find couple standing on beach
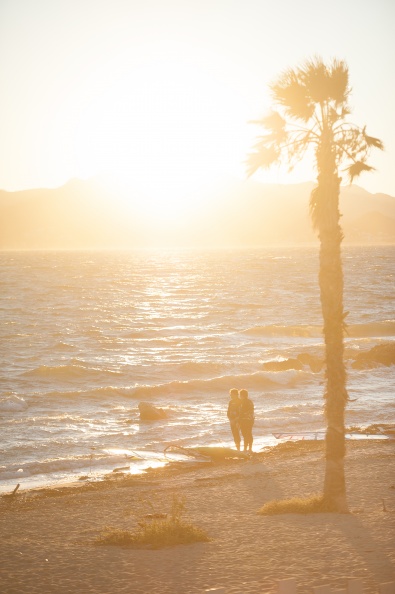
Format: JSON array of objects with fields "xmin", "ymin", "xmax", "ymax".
[{"xmin": 227, "ymin": 388, "xmax": 254, "ymax": 453}]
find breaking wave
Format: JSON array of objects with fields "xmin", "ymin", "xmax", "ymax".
[
  {"xmin": 129, "ymin": 370, "xmax": 311, "ymax": 399},
  {"xmin": 18, "ymin": 369, "xmax": 314, "ymax": 406},
  {"xmin": 0, "ymin": 451, "xmax": 132, "ymax": 481},
  {"xmin": 22, "ymin": 364, "xmax": 122, "ymax": 381},
  {"xmin": 243, "ymin": 325, "xmax": 321, "ymax": 338},
  {"xmin": 0, "ymin": 395, "xmax": 28, "ymax": 412},
  {"xmin": 346, "ymin": 321, "xmax": 395, "ymax": 338},
  {"xmin": 243, "ymin": 321, "xmax": 395, "ymax": 339}
]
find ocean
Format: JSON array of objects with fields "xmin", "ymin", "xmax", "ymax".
[{"xmin": 0, "ymin": 246, "xmax": 394, "ymax": 492}]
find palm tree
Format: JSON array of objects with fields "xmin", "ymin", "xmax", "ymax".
[{"xmin": 247, "ymin": 57, "xmax": 383, "ymax": 513}]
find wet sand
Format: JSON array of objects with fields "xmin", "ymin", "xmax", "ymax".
[{"xmin": 0, "ymin": 440, "xmax": 394, "ymax": 594}]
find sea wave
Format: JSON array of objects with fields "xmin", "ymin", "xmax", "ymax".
[
  {"xmin": 176, "ymin": 361, "xmax": 227, "ymax": 375},
  {"xmin": 0, "ymin": 395, "xmax": 28, "ymax": 412},
  {"xmin": 242, "ymin": 321, "xmax": 395, "ymax": 339},
  {"xmin": 22, "ymin": 369, "xmax": 314, "ymax": 404},
  {"xmin": 22, "ymin": 386, "xmax": 139, "ymax": 403},
  {"xmin": 85, "ymin": 386, "xmax": 140, "ymax": 399},
  {"xmin": 53, "ymin": 342, "xmax": 77, "ymax": 351},
  {"xmin": 0, "ymin": 454, "xmax": 106, "ymax": 481},
  {"xmin": 243, "ymin": 325, "xmax": 322, "ymax": 338},
  {"xmin": 347, "ymin": 321, "xmax": 395, "ymax": 338},
  {"xmin": 130, "ymin": 370, "xmax": 312, "ymax": 399},
  {"xmin": 0, "ymin": 448, "xmax": 166, "ymax": 482},
  {"xmin": 21, "ymin": 364, "xmax": 122, "ymax": 381},
  {"xmin": 122, "ymin": 330, "xmax": 169, "ymax": 339},
  {"xmin": 219, "ymin": 301, "xmax": 264, "ymax": 310},
  {"xmin": 256, "ymin": 410, "xmax": 324, "ymax": 429}
]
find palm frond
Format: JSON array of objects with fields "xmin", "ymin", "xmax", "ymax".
[
  {"xmin": 346, "ymin": 161, "xmax": 375, "ymax": 183},
  {"xmin": 303, "ymin": 57, "xmax": 331, "ymax": 104},
  {"xmin": 335, "ymin": 124, "xmax": 384, "ymax": 166},
  {"xmin": 286, "ymin": 141, "xmax": 309, "ymax": 172},
  {"xmin": 249, "ymin": 111, "xmax": 288, "ymax": 145},
  {"xmin": 340, "ymin": 106, "xmax": 351, "ymax": 118},
  {"xmin": 328, "ymin": 106, "xmax": 341, "ymax": 125},
  {"xmin": 247, "ymin": 57, "xmax": 382, "ymax": 191},
  {"xmin": 246, "ymin": 145, "xmax": 280, "ymax": 177},
  {"xmin": 363, "ymin": 131, "xmax": 384, "ymax": 150},
  {"xmin": 260, "ymin": 110, "xmax": 286, "ymax": 131},
  {"xmin": 270, "ymin": 71, "xmax": 314, "ymax": 122},
  {"xmin": 328, "ymin": 59, "xmax": 349, "ymax": 104},
  {"xmin": 335, "ymin": 127, "xmax": 367, "ymax": 157}
]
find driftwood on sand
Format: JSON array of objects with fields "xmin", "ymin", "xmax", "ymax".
[{"xmin": 165, "ymin": 445, "xmax": 250, "ymax": 461}]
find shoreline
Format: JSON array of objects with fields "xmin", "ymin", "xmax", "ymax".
[
  {"xmin": 1, "ymin": 440, "xmax": 394, "ymax": 594},
  {"xmin": 1, "ymin": 427, "xmax": 393, "ymax": 497},
  {"xmin": 0, "ymin": 441, "xmax": 279, "ymax": 497},
  {"xmin": 2, "ymin": 432, "xmax": 393, "ymax": 497}
]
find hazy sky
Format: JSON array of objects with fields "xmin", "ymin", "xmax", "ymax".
[{"xmin": 1, "ymin": 0, "xmax": 394, "ymax": 198}]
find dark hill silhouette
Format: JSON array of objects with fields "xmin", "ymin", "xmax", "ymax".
[
  {"xmin": 0, "ymin": 179, "xmax": 146, "ymax": 249},
  {"xmin": 348, "ymin": 211, "xmax": 395, "ymax": 243},
  {"xmin": 0, "ymin": 178, "xmax": 394, "ymax": 248}
]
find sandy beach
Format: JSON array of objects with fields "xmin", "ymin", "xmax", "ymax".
[{"xmin": 0, "ymin": 440, "xmax": 394, "ymax": 594}]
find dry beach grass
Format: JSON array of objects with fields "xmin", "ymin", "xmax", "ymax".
[{"xmin": 0, "ymin": 440, "xmax": 394, "ymax": 594}]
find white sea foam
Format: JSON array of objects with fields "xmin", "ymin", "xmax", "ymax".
[
  {"xmin": 0, "ymin": 395, "xmax": 28, "ymax": 412},
  {"xmin": 0, "ymin": 450, "xmax": 152, "ymax": 482}
]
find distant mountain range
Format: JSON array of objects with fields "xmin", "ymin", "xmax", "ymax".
[{"xmin": 0, "ymin": 178, "xmax": 394, "ymax": 248}]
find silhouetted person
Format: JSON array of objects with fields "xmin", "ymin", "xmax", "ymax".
[
  {"xmin": 239, "ymin": 389, "xmax": 254, "ymax": 453},
  {"xmin": 227, "ymin": 388, "xmax": 241, "ymax": 450}
]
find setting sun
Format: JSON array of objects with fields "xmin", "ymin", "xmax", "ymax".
[{"xmin": 70, "ymin": 55, "xmax": 248, "ymax": 226}]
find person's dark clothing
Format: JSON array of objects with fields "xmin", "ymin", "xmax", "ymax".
[
  {"xmin": 227, "ymin": 398, "xmax": 241, "ymax": 448},
  {"xmin": 227, "ymin": 399, "xmax": 240, "ymax": 422},
  {"xmin": 239, "ymin": 397, "xmax": 254, "ymax": 451}
]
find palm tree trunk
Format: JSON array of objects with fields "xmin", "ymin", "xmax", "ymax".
[{"xmin": 314, "ymin": 138, "xmax": 349, "ymax": 513}]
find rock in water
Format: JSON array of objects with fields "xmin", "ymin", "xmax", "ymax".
[
  {"xmin": 138, "ymin": 402, "xmax": 169, "ymax": 421},
  {"xmin": 351, "ymin": 342, "xmax": 395, "ymax": 369}
]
